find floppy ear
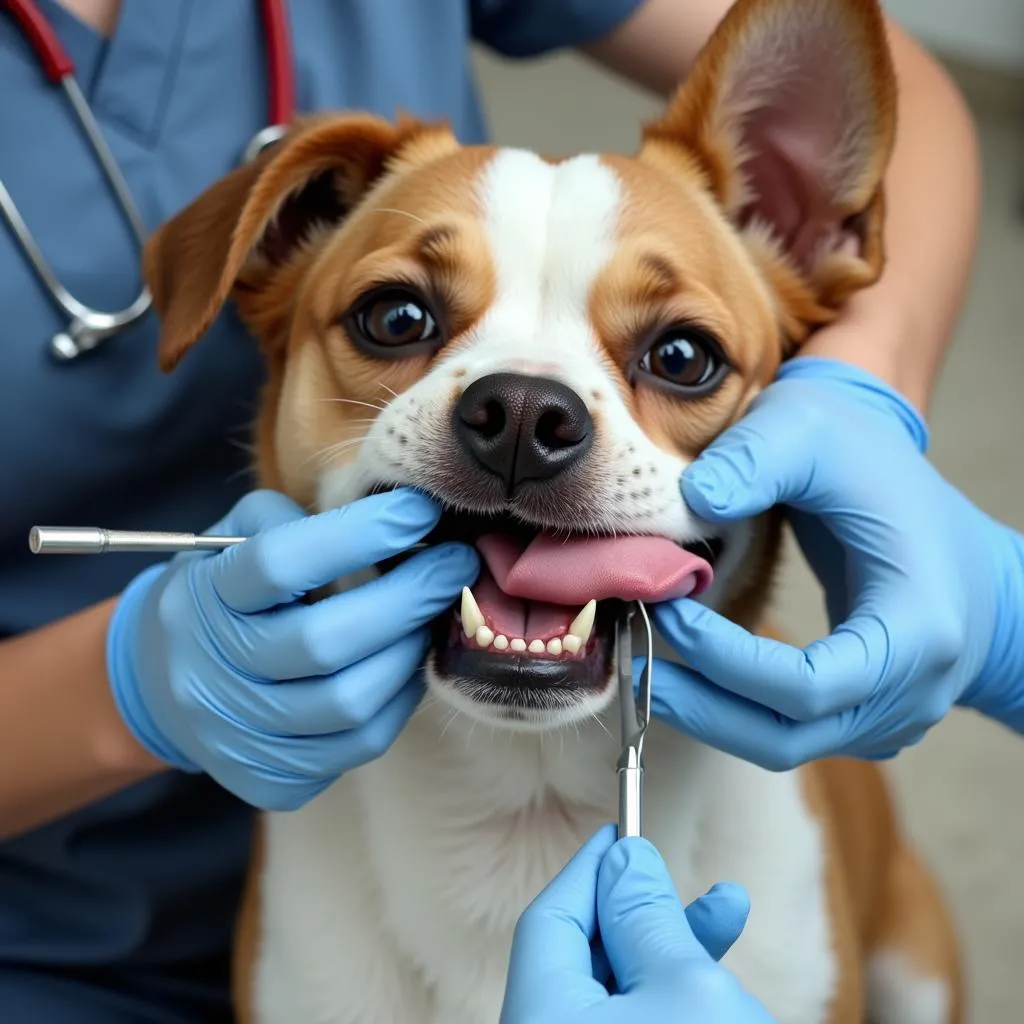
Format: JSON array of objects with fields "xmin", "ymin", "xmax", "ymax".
[
  {"xmin": 142, "ymin": 112, "xmax": 447, "ymax": 371},
  {"xmin": 640, "ymin": 0, "xmax": 897, "ymax": 341}
]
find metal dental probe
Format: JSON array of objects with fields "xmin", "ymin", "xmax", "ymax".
[
  {"xmin": 29, "ymin": 526, "xmax": 247, "ymax": 554},
  {"xmin": 28, "ymin": 525, "xmax": 434, "ymax": 556},
  {"xmin": 616, "ymin": 600, "xmax": 653, "ymax": 839}
]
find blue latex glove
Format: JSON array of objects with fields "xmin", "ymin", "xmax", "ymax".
[
  {"xmin": 501, "ymin": 824, "xmax": 776, "ymax": 1023},
  {"xmin": 650, "ymin": 356, "xmax": 1024, "ymax": 770},
  {"xmin": 106, "ymin": 488, "xmax": 478, "ymax": 810}
]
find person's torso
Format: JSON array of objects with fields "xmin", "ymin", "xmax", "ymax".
[{"xmin": 0, "ymin": 0, "xmax": 491, "ymax": 1004}]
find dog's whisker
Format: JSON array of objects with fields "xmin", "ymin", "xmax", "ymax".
[
  {"xmin": 297, "ymin": 435, "xmax": 369, "ymax": 471},
  {"xmin": 438, "ymin": 708, "xmax": 462, "ymax": 741},
  {"xmin": 590, "ymin": 712, "xmax": 614, "ymax": 743},
  {"xmin": 363, "ymin": 206, "xmax": 428, "ymax": 227},
  {"xmin": 318, "ymin": 397, "xmax": 389, "ymax": 413}
]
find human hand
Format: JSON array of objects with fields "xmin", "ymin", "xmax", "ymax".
[
  {"xmin": 648, "ymin": 355, "xmax": 1024, "ymax": 769},
  {"xmin": 105, "ymin": 488, "xmax": 478, "ymax": 809},
  {"xmin": 501, "ymin": 824, "xmax": 775, "ymax": 1023}
]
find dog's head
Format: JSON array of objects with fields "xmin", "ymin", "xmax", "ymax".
[{"xmin": 143, "ymin": 0, "xmax": 896, "ymax": 731}]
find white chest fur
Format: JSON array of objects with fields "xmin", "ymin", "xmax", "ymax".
[{"xmin": 250, "ymin": 696, "xmax": 837, "ymax": 1024}]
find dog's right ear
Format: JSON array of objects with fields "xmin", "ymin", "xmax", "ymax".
[
  {"xmin": 638, "ymin": 0, "xmax": 897, "ymax": 346},
  {"xmin": 142, "ymin": 113, "xmax": 451, "ymax": 372}
]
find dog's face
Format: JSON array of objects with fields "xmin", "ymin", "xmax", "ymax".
[{"xmin": 144, "ymin": 0, "xmax": 895, "ymax": 730}]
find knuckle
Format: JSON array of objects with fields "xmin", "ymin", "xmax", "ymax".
[
  {"xmin": 763, "ymin": 742, "xmax": 803, "ymax": 773},
  {"xmin": 166, "ymin": 668, "xmax": 195, "ymax": 709},
  {"xmin": 245, "ymin": 534, "xmax": 291, "ymax": 593},
  {"xmin": 238, "ymin": 488, "xmax": 284, "ymax": 520},
  {"xmin": 927, "ymin": 618, "xmax": 965, "ymax": 672},
  {"xmin": 154, "ymin": 578, "xmax": 183, "ymax": 632},
  {"xmin": 792, "ymin": 689, "xmax": 827, "ymax": 722},
  {"xmin": 332, "ymin": 688, "xmax": 365, "ymax": 728},
  {"xmin": 920, "ymin": 697, "xmax": 949, "ymax": 730},
  {"xmin": 681, "ymin": 965, "xmax": 738, "ymax": 1002},
  {"xmin": 297, "ymin": 622, "xmax": 337, "ymax": 677},
  {"xmin": 254, "ymin": 786, "xmax": 305, "ymax": 813},
  {"xmin": 359, "ymin": 721, "xmax": 396, "ymax": 763}
]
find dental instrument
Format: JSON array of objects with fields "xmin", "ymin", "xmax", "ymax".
[{"xmin": 617, "ymin": 600, "xmax": 653, "ymax": 839}]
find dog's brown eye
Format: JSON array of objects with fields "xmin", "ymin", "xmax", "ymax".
[
  {"xmin": 354, "ymin": 290, "xmax": 439, "ymax": 348},
  {"xmin": 639, "ymin": 330, "xmax": 726, "ymax": 394}
]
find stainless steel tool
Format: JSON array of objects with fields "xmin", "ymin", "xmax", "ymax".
[
  {"xmin": 28, "ymin": 526, "xmax": 247, "ymax": 555},
  {"xmin": 616, "ymin": 600, "xmax": 653, "ymax": 839},
  {"xmin": 28, "ymin": 525, "xmax": 434, "ymax": 556}
]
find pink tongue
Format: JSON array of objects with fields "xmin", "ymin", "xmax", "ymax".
[{"xmin": 475, "ymin": 533, "xmax": 713, "ymax": 606}]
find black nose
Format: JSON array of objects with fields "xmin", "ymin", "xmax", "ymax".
[{"xmin": 454, "ymin": 373, "xmax": 593, "ymax": 491}]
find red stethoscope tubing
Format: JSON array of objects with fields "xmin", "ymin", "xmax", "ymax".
[
  {"xmin": 0, "ymin": 0, "xmax": 296, "ymax": 361},
  {"xmin": 1, "ymin": 0, "xmax": 296, "ymax": 127}
]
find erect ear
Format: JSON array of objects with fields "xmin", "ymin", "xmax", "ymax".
[
  {"xmin": 640, "ymin": 0, "xmax": 897, "ymax": 339},
  {"xmin": 142, "ymin": 112, "xmax": 450, "ymax": 372}
]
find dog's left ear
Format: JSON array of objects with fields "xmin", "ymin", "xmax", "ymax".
[{"xmin": 640, "ymin": 0, "xmax": 897, "ymax": 341}]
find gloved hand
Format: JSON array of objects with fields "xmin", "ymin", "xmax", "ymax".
[
  {"xmin": 106, "ymin": 488, "xmax": 478, "ymax": 810},
  {"xmin": 501, "ymin": 824, "xmax": 776, "ymax": 1023},
  {"xmin": 649, "ymin": 355, "xmax": 1024, "ymax": 770}
]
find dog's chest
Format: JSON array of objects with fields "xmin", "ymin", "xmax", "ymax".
[{"xmin": 252, "ymin": 712, "xmax": 839, "ymax": 1024}]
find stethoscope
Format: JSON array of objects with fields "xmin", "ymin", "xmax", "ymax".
[{"xmin": 0, "ymin": 0, "xmax": 296, "ymax": 362}]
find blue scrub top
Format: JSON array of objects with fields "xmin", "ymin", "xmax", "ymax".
[{"xmin": 0, "ymin": 0, "xmax": 643, "ymax": 1019}]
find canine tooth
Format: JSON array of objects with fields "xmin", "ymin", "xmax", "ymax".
[
  {"xmin": 493, "ymin": 634, "xmax": 509, "ymax": 651},
  {"xmin": 528, "ymin": 639, "xmax": 545, "ymax": 654},
  {"xmin": 510, "ymin": 638, "xmax": 527, "ymax": 652},
  {"xmin": 546, "ymin": 638, "xmax": 563, "ymax": 656},
  {"xmin": 563, "ymin": 634, "xmax": 582, "ymax": 654},
  {"xmin": 567, "ymin": 600, "xmax": 596, "ymax": 646},
  {"xmin": 476, "ymin": 626, "xmax": 494, "ymax": 648},
  {"xmin": 461, "ymin": 587, "xmax": 485, "ymax": 638}
]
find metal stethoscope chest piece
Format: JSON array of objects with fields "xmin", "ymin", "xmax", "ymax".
[
  {"xmin": 0, "ymin": 0, "xmax": 295, "ymax": 362},
  {"xmin": 616, "ymin": 600, "xmax": 654, "ymax": 839}
]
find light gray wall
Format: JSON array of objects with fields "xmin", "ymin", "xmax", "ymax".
[{"xmin": 883, "ymin": 0, "xmax": 1024, "ymax": 71}]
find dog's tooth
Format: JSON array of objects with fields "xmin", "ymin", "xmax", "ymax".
[
  {"xmin": 568, "ymin": 600, "xmax": 596, "ymax": 646},
  {"xmin": 461, "ymin": 587, "xmax": 485, "ymax": 638},
  {"xmin": 510, "ymin": 638, "xmax": 527, "ymax": 652},
  {"xmin": 563, "ymin": 634, "xmax": 582, "ymax": 654},
  {"xmin": 546, "ymin": 637, "xmax": 563, "ymax": 656},
  {"xmin": 476, "ymin": 626, "xmax": 494, "ymax": 648},
  {"xmin": 493, "ymin": 634, "xmax": 509, "ymax": 651},
  {"xmin": 528, "ymin": 639, "xmax": 545, "ymax": 654}
]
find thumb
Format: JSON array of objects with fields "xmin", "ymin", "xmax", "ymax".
[
  {"xmin": 685, "ymin": 882, "xmax": 750, "ymax": 961},
  {"xmin": 681, "ymin": 391, "xmax": 819, "ymax": 522},
  {"xmin": 597, "ymin": 838, "xmax": 710, "ymax": 992}
]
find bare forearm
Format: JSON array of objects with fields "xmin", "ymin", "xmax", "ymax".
[
  {"xmin": 802, "ymin": 23, "xmax": 981, "ymax": 414},
  {"xmin": 582, "ymin": 0, "xmax": 982, "ymax": 414},
  {"xmin": 0, "ymin": 599, "xmax": 163, "ymax": 840}
]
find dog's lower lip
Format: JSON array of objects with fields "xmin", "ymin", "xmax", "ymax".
[{"xmin": 432, "ymin": 600, "xmax": 619, "ymax": 694}]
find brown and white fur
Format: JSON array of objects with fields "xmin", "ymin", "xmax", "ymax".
[{"xmin": 142, "ymin": 1, "xmax": 962, "ymax": 1021}]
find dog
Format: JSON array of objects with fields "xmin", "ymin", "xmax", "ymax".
[{"xmin": 140, "ymin": 0, "xmax": 963, "ymax": 1020}]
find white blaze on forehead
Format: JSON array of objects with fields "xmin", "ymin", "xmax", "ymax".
[{"xmin": 456, "ymin": 148, "xmax": 623, "ymax": 386}]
